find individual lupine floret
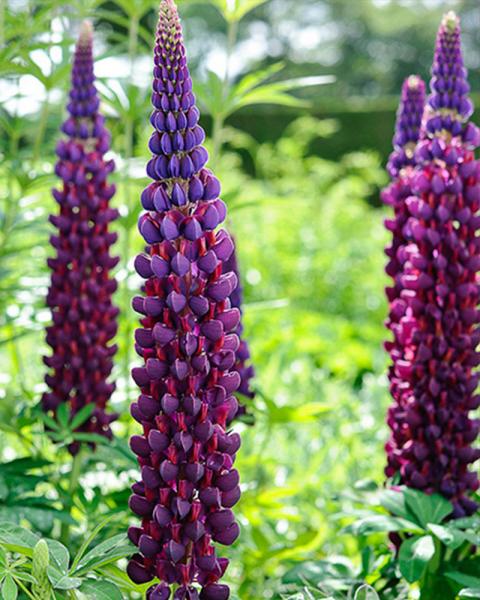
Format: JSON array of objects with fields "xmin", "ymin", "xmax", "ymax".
[
  {"xmin": 385, "ymin": 12, "xmax": 480, "ymax": 517},
  {"xmin": 222, "ymin": 245, "xmax": 255, "ymax": 415},
  {"xmin": 127, "ymin": 2, "xmax": 241, "ymax": 598},
  {"xmin": 42, "ymin": 21, "xmax": 119, "ymax": 453}
]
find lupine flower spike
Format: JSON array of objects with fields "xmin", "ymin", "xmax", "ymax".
[
  {"xmin": 385, "ymin": 12, "xmax": 480, "ymax": 517},
  {"xmin": 223, "ymin": 245, "xmax": 255, "ymax": 415},
  {"xmin": 42, "ymin": 21, "xmax": 119, "ymax": 454},
  {"xmin": 383, "ymin": 75, "xmax": 426, "ymax": 329},
  {"xmin": 127, "ymin": 1, "xmax": 242, "ymax": 598}
]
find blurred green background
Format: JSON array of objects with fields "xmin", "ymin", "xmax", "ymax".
[{"xmin": 1, "ymin": 0, "xmax": 479, "ymax": 598}]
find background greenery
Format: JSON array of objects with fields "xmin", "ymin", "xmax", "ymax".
[{"xmin": 1, "ymin": 0, "xmax": 479, "ymax": 598}]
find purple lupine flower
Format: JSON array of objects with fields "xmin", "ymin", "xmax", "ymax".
[
  {"xmin": 223, "ymin": 244, "xmax": 255, "ymax": 415},
  {"xmin": 127, "ymin": 2, "xmax": 241, "ymax": 598},
  {"xmin": 383, "ymin": 75, "xmax": 426, "ymax": 318},
  {"xmin": 42, "ymin": 21, "xmax": 119, "ymax": 453},
  {"xmin": 384, "ymin": 12, "xmax": 480, "ymax": 517}
]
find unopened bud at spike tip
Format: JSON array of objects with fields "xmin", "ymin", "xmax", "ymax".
[{"xmin": 78, "ymin": 20, "xmax": 93, "ymax": 46}]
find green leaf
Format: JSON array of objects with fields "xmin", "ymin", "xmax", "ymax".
[
  {"xmin": 75, "ymin": 543, "xmax": 135, "ymax": 575},
  {"xmin": 79, "ymin": 579, "xmax": 123, "ymax": 600},
  {"xmin": 70, "ymin": 516, "xmax": 116, "ymax": 573},
  {"xmin": 398, "ymin": 535, "xmax": 435, "ymax": 583},
  {"xmin": 428, "ymin": 524, "xmax": 467, "ymax": 550},
  {"xmin": 378, "ymin": 488, "xmax": 416, "ymax": 522},
  {"xmin": 47, "ymin": 566, "xmax": 82, "ymax": 590},
  {"xmin": 343, "ymin": 514, "xmax": 422, "ymax": 536},
  {"xmin": 0, "ymin": 522, "xmax": 39, "ymax": 554},
  {"xmin": 1, "ymin": 574, "xmax": 17, "ymax": 600},
  {"xmin": 210, "ymin": 0, "xmax": 269, "ymax": 22},
  {"xmin": 445, "ymin": 572, "xmax": 480, "ymax": 588},
  {"xmin": 72, "ymin": 433, "xmax": 109, "ymax": 445},
  {"xmin": 460, "ymin": 590, "xmax": 480, "ymax": 598},
  {"xmin": 56, "ymin": 404, "xmax": 70, "ymax": 429},
  {"xmin": 354, "ymin": 585, "xmax": 380, "ymax": 600},
  {"xmin": 69, "ymin": 404, "xmax": 95, "ymax": 430},
  {"xmin": 403, "ymin": 488, "xmax": 452, "ymax": 526},
  {"xmin": 46, "ymin": 540, "xmax": 69, "ymax": 574}
]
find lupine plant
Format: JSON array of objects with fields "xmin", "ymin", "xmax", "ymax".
[
  {"xmin": 127, "ymin": 2, "xmax": 242, "ymax": 598},
  {"xmin": 384, "ymin": 11, "xmax": 480, "ymax": 517},
  {"xmin": 342, "ymin": 12, "xmax": 480, "ymax": 600},
  {"xmin": 42, "ymin": 21, "xmax": 119, "ymax": 454}
]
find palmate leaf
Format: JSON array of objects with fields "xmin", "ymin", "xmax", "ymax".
[
  {"xmin": 69, "ymin": 404, "xmax": 95, "ymax": 430},
  {"xmin": 208, "ymin": 0, "xmax": 269, "ymax": 22},
  {"xmin": 194, "ymin": 62, "xmax": 333, "ymax": 121},
  {"xmin": 374, "ymin": 488, "xmax": 417, "ymax": 523},
  {"xmin": 403, "ymin": 488, "xmax": 452, "ymax": 526},
  {"xmin": 74, "ymin": 542, "xmax": 135, "ymax": 575},
  {"xmin": 343, "ymin": 514, "xmax": 422, "ymax": 536},
  {"xmin": 70, "ymin": 516, "xmax": 116, "ymax": 573}
]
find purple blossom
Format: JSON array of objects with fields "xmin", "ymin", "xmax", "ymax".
[
  {"xmin": 383, "ymin": 75, "xmax": 426, "ymax": 312},
  {"xmin": 222, "ymin": 243, "xmax": 255, "ymax": 414},
  {"xmin": 127, "ymin": 2, "xmax": 241, "ymax": 597},
  {"xmin": 384, "ymin": 12, "xmax": 480, "ymax": 517},
  {"xmin": 42, "ymin": 21, "xmax": 119, "ymax": 453}
]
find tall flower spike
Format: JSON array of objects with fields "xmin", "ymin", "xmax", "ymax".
[
  {"xmin": 42, "ymin": 21, "xmax": 119, "ymax": 454},
  {"xmin": 383, "ymin": 75, "xmax": 426, "ymax": 310},
  {"xmin": 385, "ymin": 12, "xmax": 480, "ymax": 517},
  {"xmin": 223, "ymin": 243, "xmax": 255, "ymax": 415},
  {"xmin": 127, "ymin": 2, "xmax": 241, "ymax": 599}
]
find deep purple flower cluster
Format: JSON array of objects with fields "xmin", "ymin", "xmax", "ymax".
[
  {"xmin": 127, "ymin": 2, "xmax": 241, "ymax": 598},
  {"xmin": 383, "ymin": 75, "xmax": 426, "ymax": 315},
  {"xmin": 42, "ymin": 22, "xmax": 119, "ymax": 452},
  {"xmin": 384, "ymin": 12, "xmax": 480, "ymax": 517},
  {"xmin": 223, "ymin": 245, "xmax": 255, "ymax": 414}
]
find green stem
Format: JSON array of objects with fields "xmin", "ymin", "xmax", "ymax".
[
  {"xmin": 12, "ymin": 575, "xmax": 37, "ymax": 600},
  {"xmin": 211, "ymin": 18, "xmax": 238, "ymax": 165},
  {"xmin": 33, "ymin": 94, "xmax": 50, "ymax": 164},
  {"xmin": 60, "ymin": 451, "xmax": 83, "ymax": 546}
]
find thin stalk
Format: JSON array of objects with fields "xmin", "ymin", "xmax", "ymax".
[
  {"xmin": 33, "ymin": 92, "xmax": 50, "ymax": 164},
  {"xmin": 211, "ymin": 18, "xmax": 238, "ymax": 164},
  {"xmin": 60, "ymin": 451, "xmax": 83, "ymax": 546},
  {"xmin": 12, "ymin": 575, "xmax": 37, "ymax": 600}
]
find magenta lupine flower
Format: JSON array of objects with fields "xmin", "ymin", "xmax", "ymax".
[
  {"xmin": 42, "ymin": 21, "xmax": 119, "ymax": 453},
  {"xmin": 385, "ymin": 12, "xmax": 480, "ymax": 517},
  {"xmin": 223, "ymin": 245, "xmax": 255, "ymax": 415},
  {"xmin": 127, "ymin": 2, "xmax": 241, "ymax": 598}
]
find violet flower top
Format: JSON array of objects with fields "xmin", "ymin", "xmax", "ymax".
[
  {"xmin": 42, "ymin": 21, "xmax": 119, "ymax": 454},
  {"xmin": 385, "ymin": 12, "xmax": 480, "ymax": 517},
  {"xmin": 127, "ymin": 2, "xmax": 241, "ymax": 599}
]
